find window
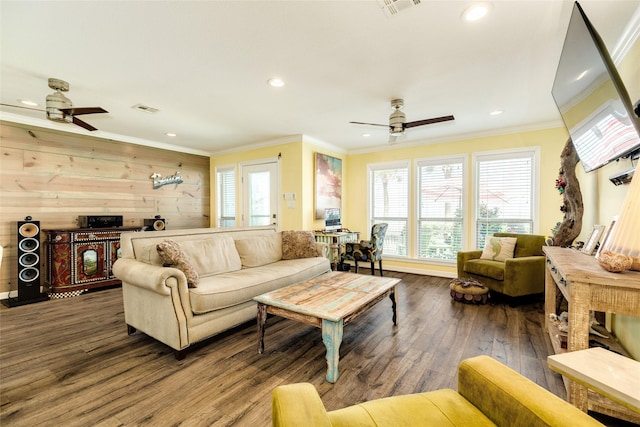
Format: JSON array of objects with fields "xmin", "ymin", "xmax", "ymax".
[
  {"xmin": 474, "ymin": 149, "xmax": 537, "ymax": 248},
  {"xmin": 369, "ymin": 162, "xmax": 409, "ymax": 256},
  {"xmin": 417, "ymin": 157, "xmax": 465, "ymax": 261},
  {"xmin": 216, "ymin": 166, "xmax": 236, "ymax": 227}
]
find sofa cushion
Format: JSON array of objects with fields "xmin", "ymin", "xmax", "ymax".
[
  {"xmin": 464, "ymin": 259, "xmax": 505, "ymax": 281},
  {"xmin": 235, "ymin": 233, "xmax": 282, "ymax": 267},
  {"xmin": 156, "ymin": 240, "xmax": 200, "ymax": 288},
  {"xmin": 494, "ymin": 233, "xmax": 546, "ymax": 258},
  {"xmin": 178, "ymin": 235, "xmax": 242, "ymax": 276},
  {"xmin": 480, "ymin": 236, "xmax": 517, "ymax": 262},
  {"xmin": 281, "ymin": 230, "xmax": 318, "ymax": 260},
  {"xmin": 189, "ymin": 257, "xmax": 330, "ymax": 314}
]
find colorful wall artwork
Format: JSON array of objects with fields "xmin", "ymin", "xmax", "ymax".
[{"xmin": 315, "ymin": 153, "xmax": 342, "ymax": 219}]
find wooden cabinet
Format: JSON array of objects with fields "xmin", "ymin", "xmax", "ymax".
[
  {"xmin": 543, "ymin": 246, "xmax": 640, "ymax": 423},
  {"xmin": 45, "ymin": 227, "xmax": 142, "ymax": 298}
]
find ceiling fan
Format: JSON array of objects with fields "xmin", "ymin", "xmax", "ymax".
[
  {"xmin": 350, "ymin": 99, "xmax": 454, "ymax": 143},
  {"xmin": 45, "ymin": 78, "xmax": 107, "ymax": 131},
  {"xmin": 1, "ymin": 78, "xmax": 107, "ymax": 131}
]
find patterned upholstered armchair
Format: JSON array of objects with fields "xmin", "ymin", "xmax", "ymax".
[{"xmin": 343, "ymin": 223, "xmax": 388, "ymax": 276}]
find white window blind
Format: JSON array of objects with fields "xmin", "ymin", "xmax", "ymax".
[
  {"xmin": 417, "ymin": 157, "xmax": 464, "ymax": 261},
  {"xmin": 216, "ymin": 166, "xmax": 236, "ymax": 228},
  {"xmin": 475, "ymin": 150, "xmax": 535, "ymax": 248},
  {"xmin": 369, "ymin": 162, "xmax": 409, "ymax": 256}
]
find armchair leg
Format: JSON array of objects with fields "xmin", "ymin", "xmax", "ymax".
[
  {"xmin": 354, "ymin": 260, "xmax": 359, "ymax": 274},
  {"xmin": 370, "ymin": 261, "xmax": 375, "ymax": 275},
  {"xmin": 378, "ymin": 260, "xmax": 383, "ymax": 277}
]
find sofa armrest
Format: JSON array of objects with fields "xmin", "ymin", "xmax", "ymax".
[
  {"xmin": 315, "ymin": 242, "xmax": 329, "ymax": 259},
  {"xmin": 112, "ymin": 258, "xmax": 189, "ymax": 296},
  {"xmin": 503, "ymin": 255, "xmax": 546, "ymax": 295},
  {"xmin": 272, "ymin": 383, "xmax": 333, "ymax": 427},
  {"xmin": 458, "ymin": 355, "xmax": 604, "ymax": 427},
  {"xmin": 457, "ymin": 250, "xmax": 482, "ymax": 277}
]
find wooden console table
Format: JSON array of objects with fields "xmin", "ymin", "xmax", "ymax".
[
  {"xmin": 314, "ymin": 231, "xmax": 360, "ymax": 269},
  {"xmin": 543, "ymin": 246, "xmax": 640, "ymax": 423}
]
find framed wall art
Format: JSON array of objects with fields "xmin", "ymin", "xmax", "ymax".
[
  {"xmin": 595, "ymin": 216, "xmax": 618, "ymax": 259},
  {"xmin": 582, "ymin": 224, "xmax": 605, "ymax": 255},
  {"xmin": 315, "ymin": 153, "xmax": 342, "ymax": 219}
]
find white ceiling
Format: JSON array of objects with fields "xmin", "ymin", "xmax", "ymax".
[{"xmin": 1, "ymin": 1, "xmax": 639, "ymax": 156}]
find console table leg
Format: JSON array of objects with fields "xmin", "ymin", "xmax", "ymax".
[
  {"xmin": 322, "ymin": 319, "xmax": 343, "ymax": 383},
  {"xmin": 257, "ymin": 303, "xmax": 267, "ymax": 354}
]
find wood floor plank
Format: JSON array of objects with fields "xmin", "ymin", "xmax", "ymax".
[{"xmin": 2, "ymin": 272, "xmax": 579, "ymax": 426}]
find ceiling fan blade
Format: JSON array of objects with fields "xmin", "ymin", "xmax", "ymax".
[
  {"xmin": 404, "ymin": 115, "xmax": 455, "ymax": 129},
  {"xmin": 71, "ymin": 116, "xmax": 98, "ymax": 131},
  {"xmin": 349, "ymin": 121, "xmax": 389, "ymax": 128},
  {"xmin": 59, "ymin": 107, "xmax": 107, "ymax": 116}
]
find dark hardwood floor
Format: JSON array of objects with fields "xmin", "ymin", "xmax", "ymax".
[{"xmin": 0, "ymin": 271, "xmax": 626, "ymax": 426}]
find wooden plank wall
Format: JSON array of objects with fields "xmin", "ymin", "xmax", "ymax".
[{"xmin": 0, "ymin": 121, "xmax": 210, "ymax": 296}]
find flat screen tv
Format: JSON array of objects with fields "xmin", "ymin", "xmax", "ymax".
[{"xmin": 552, "ymin": 2, "xmax": 640, "ymax": 173}]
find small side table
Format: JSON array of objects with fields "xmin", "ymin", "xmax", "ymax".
[{"xmin": 548, "ymin": 347, "xmax": 640, "ymax": 415}]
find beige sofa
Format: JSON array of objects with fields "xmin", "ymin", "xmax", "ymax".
[{"xmin": 113, "ymin": 226, "xmax": 331, "ymax": 359}]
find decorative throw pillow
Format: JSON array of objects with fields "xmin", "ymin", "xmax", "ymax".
[
  {"xmin": 156, "ymin": 240, "xmax": 199, "ymax": 288},
  {"xmin": 479, "ymin": 236, "xmax": 517, "ymax": 262},
  {"xmin": 281, "ymin": 231, "xmax": 318, "ymax": 260}
]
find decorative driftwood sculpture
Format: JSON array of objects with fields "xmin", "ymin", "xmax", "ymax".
[{"xmin": 553, "ymin": 138, "xmax": 583, "ymax": 247}]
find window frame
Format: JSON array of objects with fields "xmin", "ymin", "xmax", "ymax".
[
  {"xmin": 415, "ymin": 155, "xmax": 468, "ymax": 263},
  {"xmin": 215, "ymin": 164, "xmax": 237, "ymax": 228},
  {"xmin": 471, "ymin": 147, "xmax": 540, "ymax": 249},
  {"xmin": 367, "ymin": 160, "xmax": 410, "ymax": 258}
]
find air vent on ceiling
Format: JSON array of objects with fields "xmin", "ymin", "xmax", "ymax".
[
  {"xmin": 379, "ymin": 0, "xmax": 421, "ymax": 16},
  {"xmin": 132, "ymin": 104, "xmax": 159, "ymax": 114}
]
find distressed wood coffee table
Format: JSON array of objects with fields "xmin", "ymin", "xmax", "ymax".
[{"xmin": 254, "ymin": 271, "xmax": 400, "ymax": 383}]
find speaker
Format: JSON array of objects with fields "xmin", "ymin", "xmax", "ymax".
[
  {"xmin": 15, "ymin": 216, "xmax": 46, "ymax": 304},
  {"xmin": 144, "ymin": 215, "xmax": 166, "ymax": 231}
]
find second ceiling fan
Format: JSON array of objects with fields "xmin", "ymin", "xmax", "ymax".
[{"xmin": 350, "ymin": 99, "xmax": 454, "ymax": 143}]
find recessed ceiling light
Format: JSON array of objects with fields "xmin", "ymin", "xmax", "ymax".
[
  {"xmin": 489, "ymin": 109, "xmax": 504, "ymax": 116},
  {"xmin": 462, "ymin": 3, "xmax": 491, "ymax": 22},
  {"xmin": 166, "ymin": 132, "xmax": 177, "ymax": 137},
  {"xmin": 19, "ymin": 99, "xmax": 38, "ymax": 107},
  {"xmin": 362, "ymin": 133, "xmax": 371, "ymax": 137},
  {"xmin": 267, "ymin": 78, "xmax": 285, "ymax": 87}
]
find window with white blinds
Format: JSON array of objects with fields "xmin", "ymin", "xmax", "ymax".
[
  {"xmin": 369, "ymin": 162, "xmax": 409, "ymax": 257},
  {"xmin": 474, "ymin": 150, "xmax": 536, "ymax": 248},
  {"xmin": 417, "ymin": 157, "xmax": 465, "ymax": 261},
  {"xmin": 216, "ymin": 166, "xmax": 236, "ymax": 228}
]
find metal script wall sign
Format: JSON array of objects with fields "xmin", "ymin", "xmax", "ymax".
[{"xmin": 150, "ymin": 171, "xmax": 183, "ymax": 189}]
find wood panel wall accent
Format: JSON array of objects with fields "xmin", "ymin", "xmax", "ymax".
[{"xmin": 0, "ymin": 121, "xmax": 210, "ymax": 296}]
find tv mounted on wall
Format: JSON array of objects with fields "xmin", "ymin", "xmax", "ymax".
[{"xmin": 552, "ymin": 2, "xmax": 640, "ymax": 173}]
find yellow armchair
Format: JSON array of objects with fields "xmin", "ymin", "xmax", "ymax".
[
  {"xmin": 457, "ymin": 233, "xmax": 547, "ymax": 298},
  {"xmin": 272, "ymin": 355, "xmax": 603, "ymax": 427}
]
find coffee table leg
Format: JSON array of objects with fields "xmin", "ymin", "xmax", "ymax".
[
  {"xmin": 322, "ymin": 319, "xmax": 343, "ymax": 383},
  {"xmin": 390, "ymin": 289, "xmax": 397, "ymax": 325},
  {"xmin": 257, "ymin": 303, "xmax": 267, "ymax": 354}
]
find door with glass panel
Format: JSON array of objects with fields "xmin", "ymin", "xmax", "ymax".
[{"xmin": 241, "ymin": 161, "xmax": 278, "ymax": 227}]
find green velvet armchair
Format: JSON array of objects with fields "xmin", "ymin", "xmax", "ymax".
[
  {"xmin": 272, "ymin": 355, "xmax": 604, "ymax": 426},
  {"xmin": 456, "ymin": 233, "xmax": 547, "ymax": 298}
]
